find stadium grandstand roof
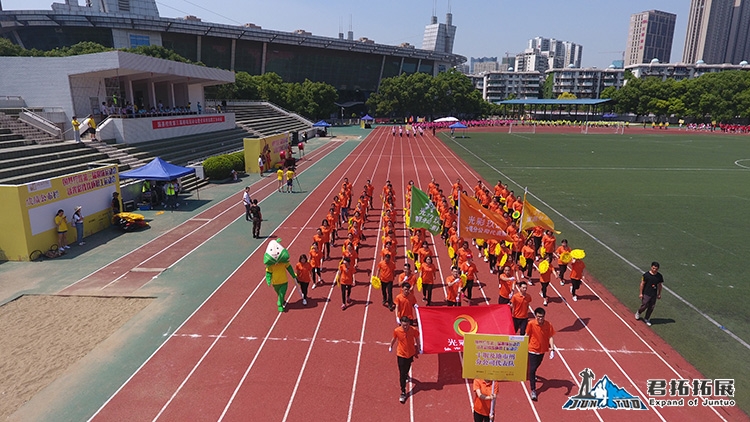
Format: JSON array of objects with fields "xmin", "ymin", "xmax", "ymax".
[{"xmin": 497, "ymin": 99, "xmax": 611, "ymax": 105}]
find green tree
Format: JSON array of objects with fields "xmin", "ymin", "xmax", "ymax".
[
  {"xmin": 542, "ymin": 74, "xmax": 554, "ymax": 99},
  {"xmin": 44, "ymin": 41, "xmax": 112, "ymax": 57}
]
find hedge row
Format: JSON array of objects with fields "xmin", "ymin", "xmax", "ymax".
[{"xmin": 203, "ymin": 151, "xmax": 245, "ymax": 180}]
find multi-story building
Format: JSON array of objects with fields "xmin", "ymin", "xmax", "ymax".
[
  {"xmin": 0, "ymin": 0, "xmax": 465, "ymax": 102},
  {"xmin": 470, "ymin": 57, "xmax": 498, "ymax": 74},
  {"xmin": 422, "ymin": 13, "xmax": 457, "ymax": 54},
  {"xmin": 482, "ymin": 71, "xmax": 543, "ymax": 102},
  {"xmin": 515, "ymin": 49, "xmax": 549, "ymax": 73},
  {"xmin": 546, "ymin": 66, "xmax": 626, "ymax": 99},
  {"xmin": 625, "ymin": 10, "xmax": 677, "ymax": 66},
  {"xmin": 683, "ymin": 0, "xmax": 750, "ymax": 64},
  {"xmin": 526, "ymin": 37, "xmax": 583, "ymax": 69},
  {"xmin": 626, "ymin": 59, "xmax": 750, "ymax": 81}
]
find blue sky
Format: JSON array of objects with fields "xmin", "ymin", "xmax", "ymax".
[{"xmin": 5, "ymin": 0, "xmax": 691, "ymax": 68}]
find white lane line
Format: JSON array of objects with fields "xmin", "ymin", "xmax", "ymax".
[{"xmin": 447, "ymin": 137, "xmax": 750, "ymax": 352}]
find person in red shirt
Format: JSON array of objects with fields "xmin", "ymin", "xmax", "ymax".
[
  {"xmin": 569, "ymin": 257, "xmax": 585, "ymax": 302},
  {"xmin": 417, "ymin": 240, "xmax": 432, "ymax": 264},
  {"xmin": 521, "ymin": 238, "xmax": 536, "ymax": 281},
  {"xmin": 460, "ymin": 254, "xmax": 479, "ymax": 304},
  {"xmin": 555, "ymin": 239, "xmax": 571, "ymax": 285},
  {"xmin": 510, "ymin": 281, "xmax": 532, "ymax": 335},
  {"xmin": 309, "ymin": 243, "xmax": 323, "ymax": 287},
  {"xmin": 541, "ymin": 230, "xmax": 556, "ymax": 258},
  {"xmin": 377, "ymin": 253, "xmax": 397, "ymax": 310},
  {"xmin": 389, "ymin": 316, "xmax": 421, "ymax": 403},
  {"xmin": 446, "ymin": 266, "xmax": 461, "ymax": 306},
  {"xmin": 498, "ymin": 265, "xmax": 515, "ymax": 305},
  {"xmin": 472, "ymin": 378, "xmax": 499, "ymax": 422},
  {"xmin": 338, "ymin": 257, "xmax": 355, "ymax": 310},
  {"xmin": 457, "ymin": 241, "xmax": 472, "ymax": 268},
  {"xmin": 295, "ymin": 254, "xmax": 313, "ymax": 305},
  {"xmin": 527, "ymin": 307, "xmax": 556, "ymax": 401},
  {"xmin": 393, "ymin": 282, "xmax": 417, "ymax": 323},
  {"xmin": 343, "ymin": 243, "xmax": 359, "ymax": 269},
  {"xmin": 419, "ymin": 255, "xmax": 436, "ymax": 305}
]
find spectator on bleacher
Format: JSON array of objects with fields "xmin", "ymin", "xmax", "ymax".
[{"xmin": 71, "ymin": 116, "xmax": 81, "ymax": 143}]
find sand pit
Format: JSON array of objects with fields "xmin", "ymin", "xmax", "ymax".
[{"xmin": 0, "ymin": 295, "xmax": 152, "ymax": 419}]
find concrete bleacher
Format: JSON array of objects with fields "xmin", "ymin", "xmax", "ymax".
[
  {"xmin": 227, "ymin": 102, "xmax": 312, "ymax": 137},
  {"xmin": 0, "ymin": 139, "xmax": 114, "ymax": 185}
]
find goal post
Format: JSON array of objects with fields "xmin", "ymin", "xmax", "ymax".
[{"xmin": 508, "ymin": 123, "xmax": 536, "ymax": 134}]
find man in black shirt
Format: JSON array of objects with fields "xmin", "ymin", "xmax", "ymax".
[
  {"xmin": 635, "ymin": 261, "xmax": 664, "ymax": 326},
  {"xmin": 250, "ymin": 199, "xmax": 262, "ymax": 239}
]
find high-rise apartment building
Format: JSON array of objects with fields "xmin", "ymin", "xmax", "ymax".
[
  {"xmin": 683, "ymin": 0, "xmax": 750, "ymax": 64},
  {"xmin": 625, "ymin": 10, "xmax": 676, "ymax": 66},
  {"xmin": 470, "ymin": 57, "xmax": 499, "ymax": 74},
  {"xmin": 524, "ymin": 37, "xmax": 582, "ymax": 70},
  {"xmin": 422, "ymin": 13, "xmax": 457, "ymax": 54}
]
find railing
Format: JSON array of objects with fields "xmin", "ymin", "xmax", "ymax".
[{"xmin": 18, "ymin": 109, "xmax": 63, "ymax": 139}]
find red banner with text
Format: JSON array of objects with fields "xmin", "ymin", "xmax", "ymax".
[{"xmin": 415, "ymin": 305, "xmax": 515, "ymax": 354}]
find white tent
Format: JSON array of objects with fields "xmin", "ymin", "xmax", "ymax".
[{"xmin": 434, "ymin": 116, "xmax": 459, "ymax": 122}]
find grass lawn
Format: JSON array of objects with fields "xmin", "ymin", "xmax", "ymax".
[{"xmin": 442, "ymin": 129, "xmax": 750, "ymax": 413}]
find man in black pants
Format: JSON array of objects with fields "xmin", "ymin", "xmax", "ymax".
[
  {"xmin": 250, "ymin": 199, "xmax": 262, "ymax": 238},
  {"xmin": 635, "ymin": 261, "xmax": 664, "ymax": 327},
  {"xmin": 389, "ymin": 316, "xmax": 421, "ymax": 404},
  {"xmin": 243, "ymin": 187, "xmax": 252, "ymax": 221}
]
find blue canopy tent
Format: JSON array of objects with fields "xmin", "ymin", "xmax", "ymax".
[
  {"xmin": 360, "ymin": 114, "xmax": 375, "ymax": 129},
  {"xmin": 312, "ymin": 120, "xmax": 331, "ymax": 136},
  {"xmin": 448, "ymin": 121, "xmax": 469, "ymax": 138},
  {"xmin": 120, "ymin": 157, "xmax": 197, "ymax": 204}
]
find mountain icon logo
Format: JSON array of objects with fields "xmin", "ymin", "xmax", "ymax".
[{"xmin": 562, "ymin": 368, "xmax": 647, "ymax": 410}]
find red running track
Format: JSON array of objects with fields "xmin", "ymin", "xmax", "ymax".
[{"xmin": 89, "ymin": 126, "xmax": 747, "ymax": 422}]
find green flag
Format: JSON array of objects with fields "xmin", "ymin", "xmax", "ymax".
[{"xmin": 410, "ymin": 185, "xmax": 442, "ymax": 234}]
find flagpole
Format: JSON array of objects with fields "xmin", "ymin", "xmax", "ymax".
[
  {"xmin": 520, "ymin": 187, "xmax": 530, "ymax": 239},
  {"xmin": 490, "ymin": 380, "xmax": 496, "ymax": 417}
]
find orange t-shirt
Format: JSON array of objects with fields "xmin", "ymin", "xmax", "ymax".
[
  {"xmin": 499, "ymin": 274, "xmax": 515, "ymax": 299},
  {"xmin": 420, "ymin": 262, "xmax": 436, "ymax": 284},
  {"xmin": 417, "ymin": 246, "xmax": 432, "ymax": 263},
  {"xmin": 393, "ymin": 326, "xmax": 420, "ymax": 358},
  {"xmin": 446, "ymin": 275, "xmax": 460, "ymax": 302},
  {"xmin": 309, "ymin": 249, "xmax": 322, "ymax": 268},
  {"xmin": 320, "ymin": 225, "xmax": 332, "ymax": 243},
  {"xmin": 570, "ymin": 260, "xmax": 585, "ymax": 280},
  {"xmin": 473, "ymin": 379, "xmax": 500, "ymax": 417},
  {"xmin": 338, "ymin": 263, "xmax": 355, "ymax": 285},
  {"xmin": 539, "ymin": 267, "xmax": 551, "ymax": 283},
  {"xmin": 527, "ymin": 319, "xmax": 555, "ymax": 353},
  {"xmin": 312, "ymin": 234, "xmax": 324, "ymax": 251},
  {"xmin": 295, "ymin": 262, "xmax": 313, "ymax": 283},
  {"xmin": 343, "ymin": 248, "xmax": 358, "ymax": 264},
  {"xmin": 377, "ymin": 260, "xmax": 396, "ymax": 282},
  {"xmin": 461, "ymin": 261, "xmax": 478, "ymax": 280},
  {"xmin": 398, "ymin": 272, "xmax": 417, "ymax": 287},
  {"xmin": 556, "ymin": 245, "xmax": 571, "ymax": 265},
  {"xmin": 394, "ymin": 292, "xmax": 417, "ymax": 319},
  {"xmin": 457, "ymin": 248, "xmax": 472, "ymax": 266},
  {"xmin": 522, "ymin": 245, "xmax": 535, "ymax": 260},
  {"xmin": 510, "ymin": 292, "xmax": 531, "ymax": 319},
  {"xmin": 532, "ymin": 226, "xmax": 544, "ymax": 238},
  {"xmin": 542, "ymin": 234, "xmax": 556, "ymax": 253}
]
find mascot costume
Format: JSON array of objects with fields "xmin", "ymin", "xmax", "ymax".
[{"xmin": 264, "ymin": 239, "xmax": 302, "ymax": 311}]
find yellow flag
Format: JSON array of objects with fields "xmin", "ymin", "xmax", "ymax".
[{"xmin": 520, "ymin": 198, "xmax": 558, "ymax": 233}]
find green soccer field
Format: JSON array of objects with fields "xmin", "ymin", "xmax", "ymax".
[{"xmin": 441, "ymin": 129, "xmax": 750, "ymax": 412}]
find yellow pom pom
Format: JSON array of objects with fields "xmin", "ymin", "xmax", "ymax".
[
  {"xmin": 415, "ymin": 261, "xmax": 421, "ymax": 271},
  {"xmin": 499, "ymin": 254, "xmax": 507, "ymax": 267},
  {"xmin": 407, "ymin": 250, "xmax": 415, "ymax": 261},
  {"xmin": 417, "ymin": 277, "xmax": 423, "ymax": 292},
  {"xmin": 448, "ymin": 246, "xmax": 456, "ymax": 259},
  {"xmin": 560, "ymin": 251, "xmax": 572, "ymax": 264},
  {"xmin": 571, "ymin": 249, "xmax": 586, "ymax": 259},
  {"xmin": 460, "ymin": 273, "xmax": 467, "ymax": 287},
  {"xmin": 538, "ymin": 260, "xmax": 550, "ymax": 274},
  {"xmin": 519, "ymin": 255, "xmax": 527, "ymax": 268},
  {"xmin": 371, "ymin": 276, "xmax": 381, "ymax": 289},
  {"xmin": 495, "ymin": 244, "xmax": 501, "ymax": 255}
]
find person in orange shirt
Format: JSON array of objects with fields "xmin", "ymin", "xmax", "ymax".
[
  {"xmin": 398, "ymin": 263, "xmax": 417, "ymax": 288},
  {"xmin": 460, "ymin": 254, "xmax": 479, "ymax": 304},
  {"xmin": 320, "ymin": 219, "xmax": 333, "ymax": 260},
  {"xmin": 338, "ymin": 257, "xmax": 355, "ymax": 310},
  {"xmin": 510, "ymin": 281, "xmax": 532, "ymax": 335},
  {"xmin": 521, "ymin": 238, "xmax": 536, "ymax": 281},
  {"xmin": 295, "ymin": 254, "xmax": 313, "ymax": 306},
  {"xmin": 527, "ymin": 307, "xmax": 556, "ymax": 401},
  {"xmin": 343, "ymin": 243, "xmax": 359, "ymax": 269},
  {"xmin": 417, "ymin": 240, "xmax": 432, "ymax": 264},
  {"xmin": 541, "ymin": 230, "xmax": 556, "ymax": 258},
  {"xmin": 377, "ymin": 253, "xmax": 397, "ymax": 310},
  {"xmin": 486, "ymin": 238, "xmax": 499, "ymax": 274},
  {"xmin": 312, "ymin": 228, "xmax": 325, "ymax": 255},
  {"xmin": 446, "ymin": 266, "xmax": 461, "ymax": 306},
  {"xmin": 457, "ymin": 241, "xmax": 472, "ymax": 267},
  {"xmin": 531, "ymin": 226, "xmax": 544, "ymax": 257},
  {"xmin": 555, "ymin": 239, "xmax": 571, "ymax": 285},
  {"xmin": 473, "ymin": 180, "xmax": 484, "ymax": 199},
  {"xmin": 309, "ymin": 243, "xmax": 324, "ymax": 287},
  {"xmin": 451, "ymin": 179, "xmax": 462, "ymax": 210},
  {"xmin": 498, "ymin": 265, "xmax": 516, "ymax": 305},
  {"xmin": 389, "ymin": 316, "xmax": 421, "ymax": 404},
  {"xmin": 326, "ymin": 208, "xmax": 338, "ymax": 245},
  {"xmin": 419, "ymin": 255, "xmax": 436, "ymax": 305},
  {"xmin": 569, "ymin": 257, "xmax": 585, "ymax": 302},
  {"xmin": 472, "ymin": 378, "xmax": 499, "ymax": 422},
  {"xmin": 393, "ymin": 282, "xmax": 417, "ymax": 323}
]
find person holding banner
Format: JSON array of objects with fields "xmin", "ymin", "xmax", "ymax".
[
  {"xmin": 472, "ymin": 378, "xmax": 499, "ymax": 422},
  {"xmin": 389, "ymin": 316, "xmax": 421, "ymax": 404},
  {"xmin": 498, "ymin": 265, "xmax": 516, "ymax": 305},
  {"xmin": 527, "ymin": 307, "xmax": 556, "ymax": 401},
  {"xmin": 446, "ymin": 266, "xmax": 462, "ymax": 306}
]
